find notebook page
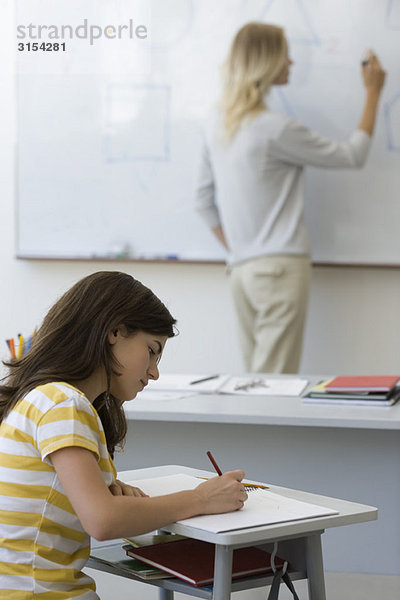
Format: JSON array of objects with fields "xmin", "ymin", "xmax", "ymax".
[{"xmin": 127, "ymin": 474, "xmax": 338, "ymax": 532}]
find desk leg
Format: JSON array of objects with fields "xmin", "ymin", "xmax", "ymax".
[
  {"xmin": 212, "ymin": 545, "xmax": 233, "ymax": 600},
  {"xmin": 158, "ymin": 590, "xmax": 173, "ymax": 600},
  {"xmin": 306, "ymin": 533, "xmax": 326, "ymax": 600}
]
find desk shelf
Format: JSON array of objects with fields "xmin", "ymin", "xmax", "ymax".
[{"xmin": 87, "ymin": 556, "xmax": 305, "ymax": 599}]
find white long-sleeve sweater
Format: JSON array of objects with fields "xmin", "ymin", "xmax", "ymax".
[{"xmin": 195, "ymin": 110, "xmax": 371, "ymax": 265}]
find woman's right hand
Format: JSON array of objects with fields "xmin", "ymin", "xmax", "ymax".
[
  {"xmin": 193, "ymin": 470, "xmax": 248, "ymax": 515},
  {"xmin": 361, "ymin": 50, "xmax": 386, "ymax": 93}
]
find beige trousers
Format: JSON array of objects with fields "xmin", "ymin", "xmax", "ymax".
[{"xmin": 228, "ymin": 255, "xmax": 311, "ymax": 374}]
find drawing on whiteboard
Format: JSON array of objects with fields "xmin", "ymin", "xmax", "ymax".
[
  {"xmin": 260, "ymin": 0, "xmax": 320, "ymax": 45},
  {"xmin": 150, "ymin": 0, "xmax": 195, "ymax": 49},
  {"xmin": 105, "ymin": 84, "xmax": 170, "ymax": 162},
  {"xmin": 270, "ymin": 88, "xmax": 297, "ymax": 119},
  {"xmin": 386, "ymin": 0, "xmax": 400, "ymax": 29},
  {"xmin": 384, "ymin": 94, "xmax": 400, "ymax": 152}
]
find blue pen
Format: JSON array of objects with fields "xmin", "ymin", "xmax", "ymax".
[{"xmin": 25, "ymin": 335, "xmax": 32, "ymax": 353}]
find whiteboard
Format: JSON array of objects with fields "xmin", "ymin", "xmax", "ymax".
[{"xmin": 17, "ymin": 0, "xmax": 400, "ymax": 264}]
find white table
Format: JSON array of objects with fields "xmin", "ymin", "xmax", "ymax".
[
  {"xmin": 88, "ymin": 465, "xmax": 376, "ymax": 600},
  {"xmin": 117, "ymin": 378, "xmax": 400, "ymax": 574},
  {"xmin": 123, "ymin": 378, "xmax": 400, "ymax": 429}
]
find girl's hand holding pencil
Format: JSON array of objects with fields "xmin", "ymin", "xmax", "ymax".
[
  {"xmin": 194, "ymin": 469, "xmax": 248, "ymax": 514},
  {"xmin": 206, "ymin": 450, "xmax": 268, "ymax": 490}
]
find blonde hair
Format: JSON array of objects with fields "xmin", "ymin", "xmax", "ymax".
[{"xmin": 220, "ymin": 23, "xmax": 287, "ymax": 139}]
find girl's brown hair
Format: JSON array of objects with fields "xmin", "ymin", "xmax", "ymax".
[{"xmin": 0, "ymin": 271, "xmax": 176, "ymax": 456}]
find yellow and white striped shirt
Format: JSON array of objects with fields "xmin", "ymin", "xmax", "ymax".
[{"xmin": 0, "ymin": 382, "xmax": 116, "ymax": 599}]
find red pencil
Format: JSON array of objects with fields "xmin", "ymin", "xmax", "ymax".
[
  {"xmin": 206, "ymin": 450, "xmax": 223, "ymax": 476},
  {"xmin": 205, "ymin": 451, "xmax": 268, "ymax": 490}
]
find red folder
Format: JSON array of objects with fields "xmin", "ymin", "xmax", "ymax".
[
  {"xmin": 126, "ymin": 538, "xmax": 284, "ymax": 587},
  {"xmin": 326, "ymin": 375, "xmax": 400, "ymax": 392}
]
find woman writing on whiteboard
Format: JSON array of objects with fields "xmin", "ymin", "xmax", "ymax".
[{"xmin": 195, "ymin": 22, "xmax": 386, "ymax": 374}]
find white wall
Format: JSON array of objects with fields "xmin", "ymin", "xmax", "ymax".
[{"xmin": 1, "ymin": 1, "xmax": 400, "ymax": 377}]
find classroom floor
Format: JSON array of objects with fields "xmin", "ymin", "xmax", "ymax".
[{"xmin": 85, "ymin": 569, "xmax": 400, "ymax": 599}]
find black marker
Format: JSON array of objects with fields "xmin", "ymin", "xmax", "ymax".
[{"xmin": 362, "ymin": 49, "xmax": 373, "ymax": 67}]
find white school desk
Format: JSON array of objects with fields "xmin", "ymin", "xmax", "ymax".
[
  {"xmin": 88, "ymin": 465, "xmax": 376, "ymax": 600},
  {"xmin": 116, "ymin": 377, "xmax": 400, "ymax": 576}
]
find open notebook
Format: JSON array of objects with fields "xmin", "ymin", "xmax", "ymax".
[
  {"xmin": 127, "ymin": 473, "xmax": 338, "ymax": 533},
  {"xmin": 145, "ymin": 374, "xmax": 308, "ymax": 396}
]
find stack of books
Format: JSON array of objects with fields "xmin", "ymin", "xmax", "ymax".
[
  {"xmin": 124, "ymin": 537, "xmax": 285, "ymax": 587},
  {"xmin": 90, "ymin": 543, "xmax": 173, "ymax": 580},
  {"xmin": 90, "ymin": 534, "xmax": 187, "ymax": 580},
  {"xmin": 303, "ymin": 375, "xmax": 400, "ymax": 406}
]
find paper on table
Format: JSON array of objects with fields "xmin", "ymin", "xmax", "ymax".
[
  {"xmin": 127, "ymin": 474, "xmax": 338, "ymax": 533},
  {"xmin": 144, "ymin": 374, "xmax": 308, "ymax": 396},
  {"xmin": 145, "ymin": 374, "xmax": 230, "ymax": 394},
  {"xmin": 136, "ymin": 391, "xmax": 196, "ymax": 402},
  {"xmin": 128, "ymin": 474, "xmax": 199, "ymax": 496},
  {"xmin": 218, "ymin": 377, "xmax": 309, "ymax": 396}
]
